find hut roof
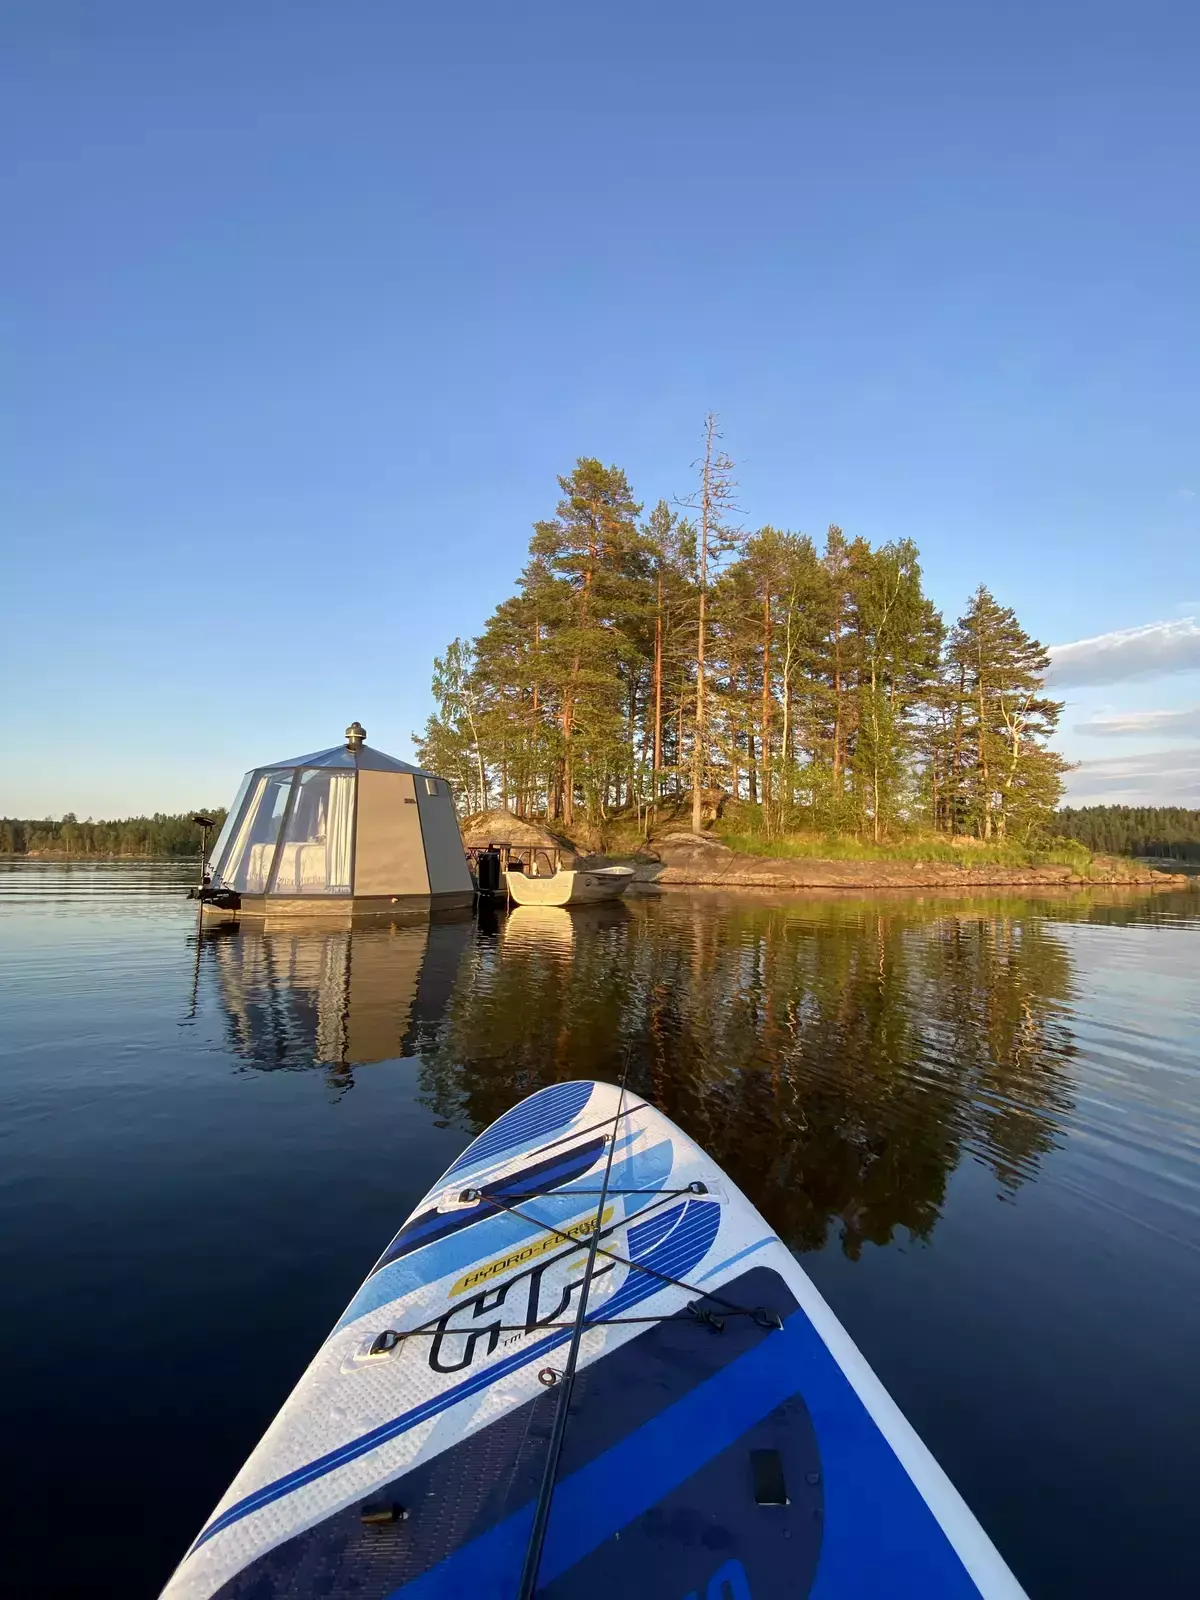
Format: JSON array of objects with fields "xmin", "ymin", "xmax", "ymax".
[
  {"xmin": 259, "ymin": 742, "xmax": 425, "ymax": 774},
  {"xmin": 206, "ymin": 725, "xmax": 470, "ymax": 904}
]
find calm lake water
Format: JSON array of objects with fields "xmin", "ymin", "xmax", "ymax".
[{"xmin": 1, "ymin": 860, "xmax": 1198, "ymax": 1598}]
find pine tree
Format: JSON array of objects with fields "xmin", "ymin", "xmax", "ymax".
[
  {"xmin": 945, "ymin": 587, "xmax": 1065, "ymax": 840},
  {"xmin": 851, "ymin": 540, "xmax": 941, "ymax": 840},
  {"xmin": 767, "ymin": 534, "xmax": 826, "ymax": 830},
  {"xmin": 473, "ymin": 586, "xmax": 553, "ymax": 815},
  {"xmin": 740, "ymin": 528, "xmax": 793, "ymax": 816},
  {"xmin": 527, "ymin": 459, "xmax": 644, "ymax": 825},
  {"xmin": 417, "ymin": 446, "xmax": 1077, "ymax": 853},
  {"xmin": 709, "ymin": 558, "xmax": 760, "ymax": 804},
  {"xmin": 641, "ymin": 500, "xmax": 695, "ymax": 810}
]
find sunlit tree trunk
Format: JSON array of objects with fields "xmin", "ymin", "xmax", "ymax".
[
  {"xmin": 760, "ymin": 588, "xmax": 772, "ymax": 814},
  {"xmin": 652, "ymin": 570, "xmax": 663, "ymax": 800}
]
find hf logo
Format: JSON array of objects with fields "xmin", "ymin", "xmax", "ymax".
[{"xmin": 428, "ymin": 1257, "xmax": 614, "ymax": 1373}]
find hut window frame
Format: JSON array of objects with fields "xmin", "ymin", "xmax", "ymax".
[
  {"xmin": 215, "ymin": 769, "xmax": 297, "ymax": 893},
  {"xmin": 208, "ymin": 771, "xmax": 254, "ymax": 879},
  {"xmin": 268, "ymin": 769, "xmax": 355, "ymax": 896}
]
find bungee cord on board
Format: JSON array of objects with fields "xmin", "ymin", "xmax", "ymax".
[
  {"xmin": 514, "ymin": 1048, "xmax": 632, "ymax": 1600},
  {"xmin": 360, "ymin": 1056, "xmax": 784, "ymax": 1599}
]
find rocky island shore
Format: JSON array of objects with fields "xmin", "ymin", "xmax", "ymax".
[{"xmin": 461, "ymin": 812, "xmax": 1189, "ymax": 891}]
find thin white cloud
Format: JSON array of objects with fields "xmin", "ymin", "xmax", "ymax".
[
  {"xmin": 1047, "ymin": 617, "xmax": 1200, "ymax": 688},
  {"xmin": 1065, "ymin": 748, "xmax": 1200, "ymax": 804},
  {"xmin": 1075, "ymin": 705, "xmax": 1200, "ymax": 739}
]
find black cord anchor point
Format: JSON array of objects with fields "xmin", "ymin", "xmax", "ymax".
[{"xmin": 686, "ymin": 1302, "xmax": 726, "ymax": 1333}]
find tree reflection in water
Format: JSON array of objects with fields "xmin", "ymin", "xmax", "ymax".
[
  {"xmin": 420, "ymin": 894, "xmax": 1084, "ymax": 1257},
  {"xmin": 200, "ymin": 891, "xmax": 1097, "ymax": 1254}
]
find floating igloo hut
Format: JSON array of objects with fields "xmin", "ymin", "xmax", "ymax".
[{"xmin": 201, "ymin": 723, "xmax": 473, "ymax": 921}]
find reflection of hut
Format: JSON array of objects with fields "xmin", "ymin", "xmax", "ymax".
[
  {"xmin": 203, "ymin": 723, "xmax": 473, "ymax": 923},
  {"xmin": 205, "ymin": 911, "xmax": 473, "ymax": 1073}
]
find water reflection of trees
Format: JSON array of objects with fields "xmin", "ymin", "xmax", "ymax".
[
  {"xmin": 418, "ymin": 896, "xmax": 1082, "ymax": 1256},
  {"xmin": 196, "ymin": 890, "xmax": 1112, "ymax": 1253}
]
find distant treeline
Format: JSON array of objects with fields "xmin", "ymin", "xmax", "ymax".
[
  {"xmin": 1056, "ymin": 805, "xmax": 1200, "ymax": 862},
  {"xmin": 0, "ymin": 812, "xmax": 226, "ymax": 858}
]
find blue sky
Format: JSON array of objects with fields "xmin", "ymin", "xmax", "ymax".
[{"xmin": 3, "ymin": 1, "xmax": 1198, "ymax": 816}]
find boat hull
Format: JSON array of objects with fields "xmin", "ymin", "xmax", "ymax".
[{"xmin": 504, "ymin": 865, "xmax": 634, "ymax": 906}]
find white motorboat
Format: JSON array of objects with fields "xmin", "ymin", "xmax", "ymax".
[{"xmin": 505, "ymin": 862, "xmax": 635, "ymax": 906}]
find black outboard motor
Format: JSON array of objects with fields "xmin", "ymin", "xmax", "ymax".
[
  {"xmin": 188, "ymin": 883, "xmax": 241, "ymax": 910},
  {"xmin": 476, "ymin": 846, "xmax": 502, "ymax": 896}
]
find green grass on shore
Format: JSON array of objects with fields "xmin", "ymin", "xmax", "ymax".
[
  {"xmin": 583, "ymin": 802, "xmax": 1140, "ymax": 876},
  {"xmin": 715, "ymin": 829, "xmax": 1101, "ymax": 872}
]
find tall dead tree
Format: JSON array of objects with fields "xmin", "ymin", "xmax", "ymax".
[{"xmin": 678, "ymin": 414, "xmax": 741, "ymax": 834}]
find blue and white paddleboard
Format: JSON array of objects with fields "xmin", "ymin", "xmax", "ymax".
[{"xmin": 162, "ymin": 1080, "xmax": 1028, "ymax": 1599}]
